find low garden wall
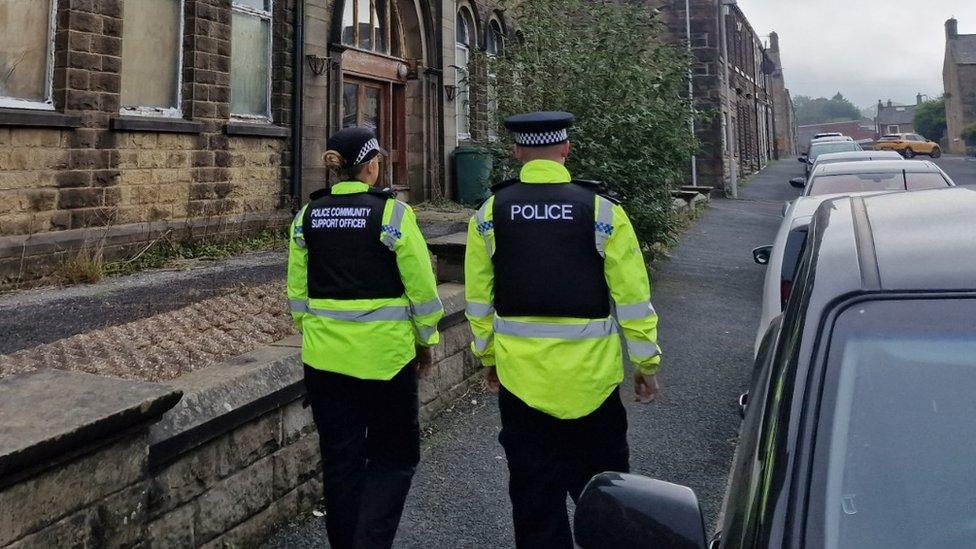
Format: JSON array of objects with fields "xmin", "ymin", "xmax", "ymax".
[{"xmin": 0, "ymin": 280, "xmax": 480, "ymax": 548}]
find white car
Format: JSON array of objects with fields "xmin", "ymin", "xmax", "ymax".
[
  {"xmin": 805, "ymin": 149, "xmax": 903, "ymax": 175},
  {"xmin": 799, "ymin": 159, "xmax": 954, "ymax": 197}
]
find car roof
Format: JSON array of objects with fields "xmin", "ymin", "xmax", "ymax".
[
  {"xmin": 811, "ymin": 136, "xmax": 852, "ymax": 143},
  {"xmin": 813, "ymin": 151, "xmax": 902, "ymax": 162},
  {"xmin": 810, "ymin": 187, "xmax": 976, "ymax": 293},
  {"xmin": 813, "ymin": 159, "xmax": 940, "ymax": 175}
]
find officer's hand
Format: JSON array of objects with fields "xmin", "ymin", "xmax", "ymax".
[
  {"xmin": 485, "ymin": 367, "xmax": 500, "ymax": 394},
  {"xmin": 416, "ymin": 346, "xmax": 433, "ymax": 379},
  {"xmin": 634, "ymin": 373, "xmax": 661, "ymax": 404}
]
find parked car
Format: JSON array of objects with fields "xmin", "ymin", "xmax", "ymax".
[
  {"xmin": 574, "ymin": 187, "xmax": 976, "ymax": 549},
  {"xmin": 797, "ymin": 160, "xmax": 954, "ymax": 197},
  {"xmin": 803, "ymin": 150, "xmax": 903, "ymax": 174},
  {"xmin": 812, "ymin": 132, "xmax": 843, "ymax": 139},
  {"xmin": 873, "ymin": 133, "xmax": 942, "ymax": 158},
  {"xmin": 800, "ymin": 141, "xmax": 863, "ymax": 177}
]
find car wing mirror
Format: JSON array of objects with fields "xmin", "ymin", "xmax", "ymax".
[
  {"xmin": 752, "ymin": 245, "xmax": 772, "ymax": 265},
  {"xmin": 575, "ymin": 473, "xmax": 707, "ymax": 549},
  {"xmin": 782, "ymin": 201, "xmax": 792, "ymax": 217},
  {"xmin": 798, "ymin": 156, "xmax": 807, "ymax": 163},
  {"xmin": 789, "ymin": 177, "xmax": 806, "ymax": 188}
]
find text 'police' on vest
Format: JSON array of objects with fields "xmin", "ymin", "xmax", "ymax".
[
  {"xmin": 309, "ymin": 206, "xmax": 372, "ymax": 229},
  {"xmin": 510, "ymin": 204, "xmax": 574, "ymax": 221}
]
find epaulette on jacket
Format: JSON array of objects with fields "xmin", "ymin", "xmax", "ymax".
[
  {"xmin": 368, "ymin": 187, "xmax": 398, "ymax": 199},
  {"xmin": 490, "ymin": 178, "xmax": 519, "ymax": 194},
  {"xmin": 572, "ymin": 179, "xmax": 621, "ymax": 204}
]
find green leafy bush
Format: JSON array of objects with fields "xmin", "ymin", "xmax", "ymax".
[
  {"xmin": 915, "ymin": 97, "xmax": 947, "ymax": 142},
  {"xmin": 481, "ymin": 0, "xmax": 697, "ymax": 248}
]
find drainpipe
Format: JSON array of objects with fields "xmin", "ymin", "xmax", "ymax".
[
  {"xmin": 685, "ymin": 0, "xmax": 698, "ymax": 187},
  {"xmin": 719, "ymin": 0, "xmax": 737, "ymax": 198},
  {"xmin": 290, "ymin": 0, "xmax": 306, "ymax": 210}
]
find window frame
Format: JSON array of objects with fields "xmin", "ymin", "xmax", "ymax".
[
  {"xmin": 454, "ymin": 5, "xmax": 475, "ymax": 142},
  {"xmin": 119, "ymin": 0, "xmax": 186, "ymax": 118},
  {"xmin": 230, "ymin": 0, "xmax": 274, "ymax": 122},
  {"xmin": 0, "ymin": 0, "xmax": 58, "ymax": 111}
]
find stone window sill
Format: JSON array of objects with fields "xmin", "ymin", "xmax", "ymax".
[
  {"xmin": 225, "ymin": 121, "xmax": 290, "ymax": 138},
  {"xmin": 0, "ymin": 109, "xmax": 82, "ymax": 129},
  {"xmin": 110, "ymin": 116, "xmax": 204, "ymax": 134}
]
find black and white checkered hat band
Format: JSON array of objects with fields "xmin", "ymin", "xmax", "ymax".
[
  {"xmin": 514, "ymin": 129, "xmax": 569, "ymax": 146},
  {"xmin": 354, "ymin": 138, "xmax": 380, "ymax": 165}
]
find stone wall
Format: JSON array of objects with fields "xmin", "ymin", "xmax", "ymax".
[{"xmin": 0, "ymin": 283, "xmax": 481, "ymax": 548}]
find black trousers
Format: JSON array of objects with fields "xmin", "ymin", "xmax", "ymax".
[
  {"xmin": 303, "ymin": 364, "xmax": 421, "ymax": 549},
  {"xmin": 498, "ymin": 386, "xmax": 630, "ymax": 549}
]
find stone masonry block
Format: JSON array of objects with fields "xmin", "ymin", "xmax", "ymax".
[
  {"xmin": 193, "ymin": 454, "xmax": 274, "ymax": 544},
  {"xmin": 271, "ymin": 434, "xmax": 321, "ymax": 499},
  {"xmin": 149, "ymin": 440, "xmax": 219, "ymax": 519},
  {"xmin": 147, "ymin": 503, "xmax": 195, "ymax": 549},
  {"xmin": 0, "ymin": 434, "xmax": 147, "ymax": 546},
  {"xmin": 279, "ymin": 399, "xmax": 316, "ymax": 445},
  {"xmin": 432, "ymin": 323, "xmax": 472, "ymax": 363},
  {"xmin": 214, "ymin": 412, "xmax": 281, "ymax": 479},
  {"xmin": 435, "ymin": 353, "xmax": 466, "ymax": 394}
]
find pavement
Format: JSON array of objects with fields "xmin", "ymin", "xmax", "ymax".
[
  {"xmin": 264, "ymin": 160, "xmax": 800, "ymax": 548},
  {"xmin": 932, "ymin": 154, "xmax": 976, "ymax": 187}
]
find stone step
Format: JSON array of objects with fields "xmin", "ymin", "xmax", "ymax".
[{"xmin": 426, "ymin": 231, "xmax": 467, "ymax": 284}]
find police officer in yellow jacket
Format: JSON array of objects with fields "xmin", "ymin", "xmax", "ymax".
[
  {"xmin": 287, "ymin": 127, "xmax": 443, "ymax": 549},
  {"xmin": 464, "ymin": 112, "xmax": 662, "ymax": 548}
]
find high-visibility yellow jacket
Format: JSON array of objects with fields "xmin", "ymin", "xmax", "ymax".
[
  {"xmin": 464, "ymin": 160, "xmax": 661, "ymax": 419},
  {"xmin": 287, "ymin": 181, "xmax": 443, "ymax": 380}
]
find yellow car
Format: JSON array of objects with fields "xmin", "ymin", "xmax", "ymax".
[{"xmin": 874, "ymin": 133, "xmax": 942, "ymax": 158}]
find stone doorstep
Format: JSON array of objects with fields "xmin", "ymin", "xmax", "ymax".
[
  {"xmin": 0, "ymin": 210, "xmax": 293, "ymax": 262},
  {"xmin": 148, "ymin": 281, "xmax": 469, "ymax": 470},
  {"xmin": 0, "ymin": 370, "xmax": 182, "ymax": 486}
]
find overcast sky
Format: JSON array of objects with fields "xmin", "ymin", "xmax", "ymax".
[{"xmin": 736, "ymin": 0, "xmax": 976, "ymax": 109}]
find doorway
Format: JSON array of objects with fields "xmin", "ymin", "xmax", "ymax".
[{"xmin": 341, "ymin": 76, "xmax": 405, "ymax": 190}]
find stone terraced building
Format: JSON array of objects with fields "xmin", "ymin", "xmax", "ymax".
[{"xmin": 944, "ymin": 17, "xmax": 976, "ymax": 154}]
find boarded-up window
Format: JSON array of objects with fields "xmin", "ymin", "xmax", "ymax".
[
  {"xmin": 231, "ymin": 0, "xmax": 272, "ymax": 118},
  {"xmin": 0, "ymin": 0, "xmax": 55, "ymax": 107},
  {"xmin": 120, "ymin": 0, "xmax": 183, "ymax": 114}
]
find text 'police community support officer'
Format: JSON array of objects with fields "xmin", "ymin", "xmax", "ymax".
[{"xmin": 464, "ymin": 111, "xmax": 663, "ymax": 549}]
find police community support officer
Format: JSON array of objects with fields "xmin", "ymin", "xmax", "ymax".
[
  {"xmin": 464, "ymin": 112, "xmax": 663, "ymax": 548},
  {"xmin": 287, "ymin": 127, "xmax": 444, "ymax": 549}
]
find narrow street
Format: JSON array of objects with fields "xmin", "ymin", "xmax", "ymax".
[{"xmin": 266, "ymin": 158, "xmax": 802, "ymax": 547}]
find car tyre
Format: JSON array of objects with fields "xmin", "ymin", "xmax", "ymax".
[
  {"xmin": 903, "ymin": 147, "xmax": 915, "ymax": 159},
  {"xmin": 931, "ymin": 148, "xmax": 942, "ymax": 159}
]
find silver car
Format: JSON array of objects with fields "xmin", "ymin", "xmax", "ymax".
[{"xmin": 801, "ymin": 160, "xmax": 955, "ymax": 197}]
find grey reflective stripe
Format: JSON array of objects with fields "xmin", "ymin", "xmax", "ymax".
[
  {"xmin": 294, "ymin": 237, "xmax": 306, "ymax": 249},
  {"xmin": 595, "ymin": 196, "xmax": 614, "ymax": 258},
  {"xmin": 493, "ymin": 317, "xmax": 618, "ymax": 339},
  {"xmin": 289, "ymin": 299, "xmax": 308, "ymax": 313},
  {"xmin": 465, "ymin": 301, "xmax": 495, "ymax": 318},
  {"xmin": 382, "ymin": 200, "xmax": 408, "ymax": 250},
  {"xmin": 415, "ymin": 325, "xmax": 437, "ymax": 342},
  {"xmin": 307, "ymin": 305, "xmax": 410, "ymax": 322},
  {"xmin": 411, "ymin": 298, "xmax": 443, "ymax": 317},
  {"xmin": 473, "ymin": 336, "xmax": 491, "ymax": 352},
  {"xmin": 626, "ymin": 339, "xmax": 660, "ymax": 359},
  {"xmin": 476, "ymin": 202, "xmax": 494, "ymax": 257},
  {"xmin": 615, "ymin": 300, "xmax": 656, "ymax": 321}
]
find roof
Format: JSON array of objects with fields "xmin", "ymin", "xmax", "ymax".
[
  {"xmin": 812, "ymin": 187, "xmax": 976, "ymax": 293},
  {"xmin": 877, "ymin": 104, "xmax": 916, "ymax": 125},
  {"xmin": 949, "ymin": 34, "xmax": 976, "ymax": 64},
  {"xmin": 815, "ymin": 159, "xmax": 940, "ymax": 175},
  {"xmin": 813, "ymin": 151, "xmax": 903, "ymax": 163}
]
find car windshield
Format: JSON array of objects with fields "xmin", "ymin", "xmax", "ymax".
[
  {"xmin": 807, "ymin": 172, "xmax": 949, "ymax": 195},
  {"xmin": 815, "ymin": 298, "xmax": 976, "ymax": 549},
  {"xmin": 809, "ymin": 142, "xmax": 861, "ymax": 161}
]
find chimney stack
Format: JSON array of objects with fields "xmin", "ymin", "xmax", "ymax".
[
  {"xmin": 769, "ymin": 31, "xmax": 780, "ymax": 53},
  {"xmin": 947, "ymin": 18, "xmax": 959, "ymax": 39},
  {"xmin": 887, "ymin": 99, "xmax": 893, "ymax": 107},
  {"xmin": 917, "ymin": 93, "xmax": 924, "ymax": 105}
]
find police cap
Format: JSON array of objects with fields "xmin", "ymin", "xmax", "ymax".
[
  {"xmin": 325, "ymin": 126, "xmax": 387, "ymax": 168},
  {"xmin": 504, "ymin": 111, "xmax": 574, "ymax": 147}
]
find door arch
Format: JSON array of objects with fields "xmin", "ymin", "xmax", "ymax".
[{"xmin": 329, "ymin": 0, "xmax": 439, "ymax": 201}]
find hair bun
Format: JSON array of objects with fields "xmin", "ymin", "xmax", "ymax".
[{"xmin": 323, "ymin": 150, "xmax": 345, "ymax": 170}]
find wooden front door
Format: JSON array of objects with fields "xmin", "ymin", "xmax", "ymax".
[{"xmin": 341, "ymin": 77, "xmax": 405, "ymax": 190}]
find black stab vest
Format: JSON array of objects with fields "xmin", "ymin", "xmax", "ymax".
[
  {"xmin": 491, "ymin": 182, "xmax": 610, "ymax": 319},
  {"xmin": 302, "ymin": 189, "xmax": 405, "ymax": 299}
]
